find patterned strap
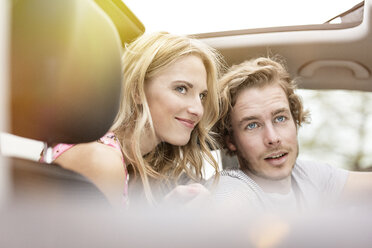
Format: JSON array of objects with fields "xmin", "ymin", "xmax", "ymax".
[
  {"xmin": 40, "ymin": 132, "xmax": 122, "ymax": 163},
  {"xmin": 39, "ymin": 143, "xmax": 74, "ymax": 163},
  {"xmin": 98, "ymin": 132, "xmax": 122, "ymax": 154},
  {"xmin": 97, "ymin": 132, "xmax": 129, "ymax": 199},
  {"xmin": 39, "ymin": 132, "xmax": 129, "ymax": 204}
]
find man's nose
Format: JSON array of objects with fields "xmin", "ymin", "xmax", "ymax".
[{"xmin": 263, "ymin": 123, "xmax": 281, "ymax": 147}]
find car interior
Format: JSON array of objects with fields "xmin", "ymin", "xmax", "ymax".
[
  {"xmin": 1, "ymin": 0, "xmax": 372, "ymax": 247},
  {"xmin": 199, "ymin": 0, "xmax": 372, "ymax": 172},
  {"xmin": 1, "ymin": 0, "xmax": 145, "ymax": 210}
]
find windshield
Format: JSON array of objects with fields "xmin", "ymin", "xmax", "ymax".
[{"xmin": 124, "ymin": 0, "xmax": 362, "ymax": 35}]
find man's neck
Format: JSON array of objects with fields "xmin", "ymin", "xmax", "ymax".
[{"xmin": 242, "ymin": 169, "xmax": 292, "ymax": 194}]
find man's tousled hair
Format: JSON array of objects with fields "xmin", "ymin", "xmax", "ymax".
[{"xmin": 217, "ymin": 57, "xmax": 310, "ymax": 156}]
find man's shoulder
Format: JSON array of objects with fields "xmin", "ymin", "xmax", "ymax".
[
  {"xmin": 293, "ymin": 159, "xmax": 348, "ymax": 176},
  {"xmin": 293, "ymin": 159, "xmax": 336, "ymax": 176},
  {"xmin": 214, "ymin": 169, "xmax": 248, "ymax": 187},
  {"xmin": 220, "ymin": 169, "xmax": 246, "ymax": 179},
  {"xmin": 292, "ymin": 159, "xmax": 349, "ymax": 191},
  {"xmin": 210, "ymin": 169, "xmax": 262, "ymax": 206},
  {"xmin": 293, "ymin": 159, "xmax": 326, "ymax": 180},
  {"xmin": 294, "ymin": 159, "xmax": 329, "ymax": 169},
  {"xmin": 211, "ymin": 169, "xmax": 261, "ymax": 195},
  {"xmin": 292, "ymin": 159, "xmax": 349, "ymax": 205}
]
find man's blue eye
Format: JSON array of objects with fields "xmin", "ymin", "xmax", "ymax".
[
  {"xmin": 246, "ymin": 123, "xmax": 258, "ymax": 130},
  {"xmin": 275, "ymin": 116, "xmax": 286, "ymax": 122}
]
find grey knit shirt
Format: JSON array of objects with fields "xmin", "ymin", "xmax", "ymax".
[{"xmin": 210, "ymin": 159, "xmax": 349, "ymax": 214}]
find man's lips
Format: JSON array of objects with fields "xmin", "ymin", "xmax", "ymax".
[
  {"xmin": 264, "ymin": 151, "xmax": 289, "ymax": 166},
  {"xmin": 176, "ymin": 117, "xmax": 196, "ymax": 129},
  {"xmin": 264, "ymin": 152, "xmax": 288, "ymax": 160}
]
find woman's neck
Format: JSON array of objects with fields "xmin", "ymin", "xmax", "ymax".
[
  {"xmin": 123, "ymin": 127, "xmax": 160, "ymax": 157},
  {"xmin": 139, "ymin": 129, "xmax": 160, "ymax": 156}
]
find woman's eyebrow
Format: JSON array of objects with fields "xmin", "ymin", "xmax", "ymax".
[{"xmin": 173, "ymin": 80, "xmax": 193, "ymax": 88}]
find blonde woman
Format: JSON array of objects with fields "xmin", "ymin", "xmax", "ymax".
[{"xmin": 42, "ymin": 32, "xmax": 225, "ymax": 207}]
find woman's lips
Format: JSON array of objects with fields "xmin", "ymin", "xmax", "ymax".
[{"xmin": 176, "ymin": 117, "xmax": 195, "ymax": 129}]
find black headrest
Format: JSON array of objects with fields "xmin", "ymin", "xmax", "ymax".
[{"xmin": 10, "ymin": 0, "xmax": 124, "ymax": 145}]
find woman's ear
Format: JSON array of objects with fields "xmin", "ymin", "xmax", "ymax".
[
  {"xmin": 225, "ymin": 134, "xmax": 237, "ymax": 152},
  {"xmin": 134, "ymin": 91, "xmax": 142, "ymax": 105}
]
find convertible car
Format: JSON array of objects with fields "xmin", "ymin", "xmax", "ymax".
[
  {"xmin": 3, "ymin": 0, "xmax": 371, "ymax": 173},
  {"xmin": 0, "ymin": 0, "xmax": 371, "ymax": 247}
]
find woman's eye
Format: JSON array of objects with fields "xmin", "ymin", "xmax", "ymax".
[
  {"xmin": 275, "ymin": 116, "xmax": 286, "ymax": 123},
  {"xmin": 246, "ymin": 122, "xmax": 258, "ymax": 130},
  {"xmin": 175, "ymin": 86, "xmax": 187, "ymax": 94},
  {"xmin": 199, "ymin": 92, "xmax": 207, "ymax": 101}
]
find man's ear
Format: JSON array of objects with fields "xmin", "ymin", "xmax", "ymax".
[{"xmin": 225, "ymin": 134, "xmax": 237, "ymax": 152}]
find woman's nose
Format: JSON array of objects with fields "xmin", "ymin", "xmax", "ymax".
[{"xmin": 187, "ymin": 97, "xmax": 204, "ymax": 119}]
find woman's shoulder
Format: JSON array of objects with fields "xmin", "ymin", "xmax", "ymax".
[
  {"xmin": 55, "ymin": 141, "xmax": 124, "ymax": 172},
  {"xmin": 54, "ymin": 140, "xmax": 127, "ymax": 207}
]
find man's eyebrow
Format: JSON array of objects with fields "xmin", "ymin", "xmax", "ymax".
[
  {"xmin": 238, "ymin": 116, "xmax": 258, "ymax": 127},
  {"xmin": 272, "ymin": 108, "xmax": 291, "ymax": 116}
]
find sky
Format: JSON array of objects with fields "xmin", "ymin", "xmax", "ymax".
[{"xmin": 124, "ymin": 0, "xmax": 362, "ymax": 34}]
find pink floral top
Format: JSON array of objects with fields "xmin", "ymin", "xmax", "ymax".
[{"xmin": 40, "ymin": 132, "xmax": 128, "ymax": 205}]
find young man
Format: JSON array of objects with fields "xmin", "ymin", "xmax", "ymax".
[{"xmin": 212, "ymin": 57, "xmax": 372, "ymax": 214}]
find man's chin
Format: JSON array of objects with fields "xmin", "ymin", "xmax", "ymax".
[
  {"xmin": 259, "ymin": 169, "xmax": 292, "ymax": 181},
  {"xmin": 266, "ymin": 174, "xmax": 291, "ymax": 181}
]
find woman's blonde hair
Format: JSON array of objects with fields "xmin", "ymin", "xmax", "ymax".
[{"xmin": 110, "ymin": 32, "xmax": 225, "ymax": 203}]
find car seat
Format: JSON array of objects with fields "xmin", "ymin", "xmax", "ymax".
[{"xmin": 3, "ymin": 0, "xmax": 144, "ymax": 208}]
